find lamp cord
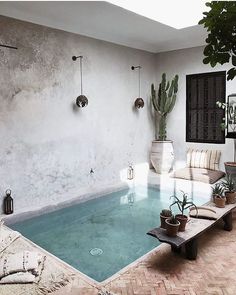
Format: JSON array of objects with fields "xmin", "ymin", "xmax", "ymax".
[
  {"xmin": 138, "ymin": 67, "xmax": 141, "ymax": 98},
  {"xmin": 80, "ymin": 56, "xmax": 83, "ymax": 95}
]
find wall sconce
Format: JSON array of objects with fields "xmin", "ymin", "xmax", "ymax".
[
  {"xmin": 72, "ymin": 55, "xmax": 88, "ymax": 107},
  {"xmin": 131, "ymin": 65, "xmax": 144, "ymax": 109},
  {"xmin": 226, "ymin": 93, "xmax": 236, "ymax": 138},
  {"xmin": 0, "ymin": 43, "xmax": 18, "ymax": 50}
]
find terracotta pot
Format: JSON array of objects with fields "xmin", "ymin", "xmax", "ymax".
[
  {"xmin": 160, "ymin": 214, "xmax": 172, "ymax": 229},
  {"xmin": 165, "ymin": 218, "xmax": 180, "ymax": 237},
  {"xmin": 214, "ymin": 196, "xmax": 226, "ymax": 208},
  {"xmin": 225, "ymin": 191, "xmax": 236, "ymax": 204},
  {"xmin": 176, "ymin": 214, "xmax": 188, "ymax": 231},
  {"xmin": 212, "ymin": 194, "xmax": 217, "ymax": 202}
]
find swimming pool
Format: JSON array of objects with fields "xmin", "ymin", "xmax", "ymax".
[{"xmin": 10, "ymin": 186, "xmax": 207, "ymax": 282}]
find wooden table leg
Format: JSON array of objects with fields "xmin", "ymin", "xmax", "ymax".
[
  {"xmin": 223, "ymin": 211, "xmax": 233, "ymax": 231},
  {"xmin": 185, "ymin": 238, "xmax": 198, "ymax": 260},
  {"xmin": 171, "ymin": 245, "xmax": 181, "ymax": 254}
]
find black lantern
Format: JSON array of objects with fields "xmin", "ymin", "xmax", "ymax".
[
  {"xmin": 226, "ymin": 93, "xmax": 236, "ymax": 138},
  {"xmin": 131, "ymin": 65, "xmax": 144, "ymax": 109},
  {"xmin": 127, "ymin": 165, "xmax": 134, "ymax": 180},
  {"xmin": 72, "ymin": 55, "xmax": 88, "ymax": 108},
  {"xmin": 4, "ymin": 189, "xmax": 13, "ymax": 215}
]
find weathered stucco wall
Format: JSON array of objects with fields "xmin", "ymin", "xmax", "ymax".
[
  {"xmin": 155, "ymin": 46, "xmax": 236, "ymax": 171},
  {"xmin": 0, "ymin": 16, "xmax": 156, "ymax": 213}
]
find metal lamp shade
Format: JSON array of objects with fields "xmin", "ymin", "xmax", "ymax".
[
  {"xmin": 76, "ymin": 95, "xmax": 88, "ymax": 108},
  {"xmin": 226, "ymin": 94, "xmax": 236, "ymax": 138},
  {"xmin": 134, "ymin": 97, "xmax": 144, "ymax": 109}
]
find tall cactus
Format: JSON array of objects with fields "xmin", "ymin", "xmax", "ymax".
[{"xmin": 151, "ymin": 73, "xmax": 179, "ymax": 140}]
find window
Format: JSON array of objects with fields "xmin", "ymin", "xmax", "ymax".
[{"xmin": 186, "ymin": 71, "xmax": 226, "ymax": 144}]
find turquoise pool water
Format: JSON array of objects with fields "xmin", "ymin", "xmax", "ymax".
[{"xmin": 11, "ymin": 186, "xmax": 206, "ymax": 282}]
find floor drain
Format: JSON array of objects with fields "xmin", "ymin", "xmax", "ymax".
[{"xmin": 90, "ymin": 248, "xmax": 103, "ymax": 256}]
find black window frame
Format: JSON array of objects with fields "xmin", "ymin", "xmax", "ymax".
[{"xmin": 186, "ymin": 71, "xmax": 226, "ymax": 144}]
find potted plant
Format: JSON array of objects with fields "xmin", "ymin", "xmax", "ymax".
[
  {"xmin": 165, "ymin": 215, "xmax": 180, "ymax": 237},
  {"xmin": 212, "ymin": 183, "xmax": 226, "ymax": 208},
  {"xmin": 169, "ymin": 191, "xmax": 198, "ymax": 232},
  {"xmin": 216, "ymin": 98, "xmax": 236, "ymax": 179},
  {"xmin": 150, "ymin": 73, "xmax": 178, "ymax": 174},
  {"xmin": 221, "ymin": 176, "xmax": 236, "ymax": 204},
  {"xmin": 160, "ymin": 209, "xmax": 172, "ymax": 229}
]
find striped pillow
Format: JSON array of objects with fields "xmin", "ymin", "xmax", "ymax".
[{"xmin": 187, "ymin": 149, "xmax": 221, "ymax": 171}]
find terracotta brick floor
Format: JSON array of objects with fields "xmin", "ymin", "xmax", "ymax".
[{"xmin": 53, "ymin": 212, "xmax": 236, "ymax": 295}]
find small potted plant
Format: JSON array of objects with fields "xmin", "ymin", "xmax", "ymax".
[
  {"xmin": 169, "ymin": 191, "xmax": 198, "ymax": 232},
  {"xmin": 221, "ymin": 176, "xmax": 236, "ymax": 204},
  {"xmin": 160, "ymin": 209, "xmax": 172, "ymax": 229},
  {"xmin": 165, "ymin": 215, "xmax": 180, "ymax": 237},
  {"xmin": 212, "ymin": 183, "xmax": 226, "ymax": 208}
]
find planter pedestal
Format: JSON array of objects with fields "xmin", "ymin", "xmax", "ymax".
[
  {"xmin": 150, "ymin": 140, "xmax": 174, "ymax": 174},
  {"xmin": 224, "ymin": 162, "xmax": 236, "ymax": 182}
]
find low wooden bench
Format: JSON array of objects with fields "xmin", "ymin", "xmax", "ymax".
[{"xmin": 147, "ymin": 202, "xmax": 236, "ymax": 260}]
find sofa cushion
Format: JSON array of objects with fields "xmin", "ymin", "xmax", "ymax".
[
  {"xmin": 187, "ymin": 149, "xmax": 221, "ymax": 171},
  {"xmin": 171, "ymin": 167, "xmax": 225, "ymax": 184}
]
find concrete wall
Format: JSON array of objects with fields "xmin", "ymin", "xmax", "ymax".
[
  {"xmin": 0, "ymin": 16, "xmax": 156, "ymax": 213},
  {"xmin": 155, "ymin": 46, "xmax": 236, "ymax": 170},
  {"xmin": 1, "ymin": 16, "xmax": 235, "ymax": 214}
]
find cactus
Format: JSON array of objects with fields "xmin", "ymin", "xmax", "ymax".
[
  {"xmin": 168, "ymin": 215, "xmax": 179, "ymax": 225},
  {"xmin": 151, "ymin": 73, "xmax": 179, "ymax": 140},
  {"xmin": 160, "ymin": 209, "xmax": 172, "ymax": 217}
]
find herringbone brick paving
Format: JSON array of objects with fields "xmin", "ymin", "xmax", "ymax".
[
  {"xmin": 106, "ymin": 216, "xmax": 236, "ymax": 295},
  {"xmin": 53, "ymin": 212, "xmax": 236, "ymax": 295}
]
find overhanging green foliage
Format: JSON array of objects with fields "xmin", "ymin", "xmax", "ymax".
[{"xmin": 199, "ymin": 1, "xmax": 236, "ymax": 80}]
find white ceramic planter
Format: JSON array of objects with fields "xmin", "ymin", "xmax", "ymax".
[{"xmin": 150, "ymin": 140, "xmax": 174, "ymax": 174}]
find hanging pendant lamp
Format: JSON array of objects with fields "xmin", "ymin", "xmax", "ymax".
[
  {"xmin": 72, "ymin": 55, "xmax": 88, "ymax": 107},
  {"xmin": 131, "ymin": 65, "xmax": 144, "ymax": 109}
]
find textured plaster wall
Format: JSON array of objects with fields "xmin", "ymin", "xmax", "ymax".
[
  {"xmin": 0, "ymin": 16, "xmax": 156, "ymax": 213},
  {"xmin": 155, "ymin": 46, "xmax": 236, "ymax": 170}
]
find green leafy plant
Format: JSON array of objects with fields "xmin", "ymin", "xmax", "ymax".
[
  {"xmin": 167, "ymin": 215, "xmax": 179, "ymax": 225},
  {"xmin": 199, "ymin": 1, "xmax": 236, "ymax": 80},
  {"xmin": 151, "ymin": 73, "xmax": 178, "ymax": 140},
  {"xmin": 212, "ymin": 183, "xmax": 225, "ymax": 197},
  {"xmin": 160, "ymin": 209, "xmax": 172, "ymax": 217},
  {"xmin": 216, "ymin": 101, "xmax": 227, "ymax": 130},
  {"xmin": 216, "ymin": 99, "xmax": 236, "ymax": 162},
  {"xmin": 222, "ymin": 175, "xmax": 236, "ymax": 192},
  {"xmin": 217, "ymin": 100, "xmax": 236, "ymax": 130},
  {"xmin": 169, "ymin": 191, "xmax": 198, "ymax": 216}
]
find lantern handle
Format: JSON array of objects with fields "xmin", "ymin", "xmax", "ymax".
[{"xmin": 6, "ymin": 189, "xmax": 11, "ymax": 196}]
